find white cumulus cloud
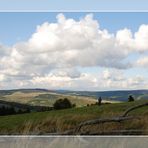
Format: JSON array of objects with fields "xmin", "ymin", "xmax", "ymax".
[{"xmin": 0, "ymin": 13, "xmax": 148, "ymax": 90}]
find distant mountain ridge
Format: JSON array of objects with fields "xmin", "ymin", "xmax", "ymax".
[
  {"xmin": 0, "ymin": 88, "xmax": 49, "ymax": 95},
  {"xmin": 54, "ymin": 89, "xmax": 148, "ymax": 101},
  {"xmin": 0, "ymin": 88, "xmax": 148, "ymax": 102}
]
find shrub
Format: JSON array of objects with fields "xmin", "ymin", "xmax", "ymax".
[
  {"xmin": 53, "ymin": 98, "xmax": 73, "ymax": 110},
  {"xmin": 128, "ymin": 95, "xmax": 135, "ymax": 102}
]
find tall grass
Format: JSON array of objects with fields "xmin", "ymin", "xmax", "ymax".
[{"xmin": 0, "ymin": 100, "xmax": 147, "ymax": 135}]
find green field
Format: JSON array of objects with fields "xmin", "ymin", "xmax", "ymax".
[{"xmin": 0, "ymin": 100, "xmax": 147, "ymax": 135}]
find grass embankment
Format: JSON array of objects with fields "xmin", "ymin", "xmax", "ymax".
[{"xmin": 0, "ymin": 100, "xmax": 147, "ymax": 135}]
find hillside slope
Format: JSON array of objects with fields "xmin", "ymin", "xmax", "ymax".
[
  {"xmin": 0, "ymin": 100, "xmax": 147, "ymax": 135},
  {"xmin": 0, "ymin": 89, "xmax": 97, "ymax": 107},
  {"xmin": 56, "ymin": 89, "xmax": 148, "ymax": 101}
]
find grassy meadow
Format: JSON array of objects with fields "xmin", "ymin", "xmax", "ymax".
[{"xmin": 0, "ymin": 100, "xmax": 147, "ymax": 135}]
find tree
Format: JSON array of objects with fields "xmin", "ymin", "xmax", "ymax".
[
  {"xmin": 128, "ymin": 95, "xmax": 135, "ymax": 102},
  {"xmin": 9, "ymin": 107, "xmax": 16, "ymax": 115},
  {"xmin": 53, "ymin": 98, "xmax": 73, "ymax": 110},
  {"xmin": 72, "ymin": 103, "xmax": 76, "ymax": 108},
  {"xmin": 18, "ymin": 109, "xmax": 23, "ymax": 114},
  {"xmin": 98, "ymin": 97, "xmax": 102, "ymax": 106}
]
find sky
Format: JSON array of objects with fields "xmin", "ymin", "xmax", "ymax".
[
  {"xmin": 0, "ymin": 12, "xmax": 148, "ymax": 91},
  {"xmin": 0, "ymin": 0, "xmax": 148, "ymax": 11}
]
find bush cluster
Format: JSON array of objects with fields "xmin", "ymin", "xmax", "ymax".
[{"xmin": 53, "ymin": 98, "xmax": 75, "ymax": 110}]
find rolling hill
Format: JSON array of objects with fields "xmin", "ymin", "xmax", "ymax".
[
  {"xmin": 55, "ymin": 89, "xmax": 148, "ymax": 101},
  {"xmin": 0, "ymin": 89, "xmax": 97, "ymax": 107},
  {"xmin": 0, "ymin": 100, "xmax": 147, "ymax": 135},
  {"xmin": 0, "ymin": 89, "xmax": 148, "ymax": 109},
  {"xmin": 0, "ymin": 89, "xmax": 147, "ymax": 135}
]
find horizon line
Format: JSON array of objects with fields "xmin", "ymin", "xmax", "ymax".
[{"xmin": 0, "ymin": 88, "xmax": 148, "ymax": 92}]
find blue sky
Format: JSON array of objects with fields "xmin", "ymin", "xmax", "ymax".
[
  {"xmin": 0, "ymin": 12, "xmax": 148, "ymax": 90},
  {"xmin": 0, "ymin": 0, "xmax": 148, "ymax": 10},
  {"xmin": 1, "ymin": 12, "xmax": 148, "ymax": 45}
]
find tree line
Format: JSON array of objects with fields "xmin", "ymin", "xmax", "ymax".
[{"xmin": 0, "ymin": 106, "xmax": 30, "ymax": 116}]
